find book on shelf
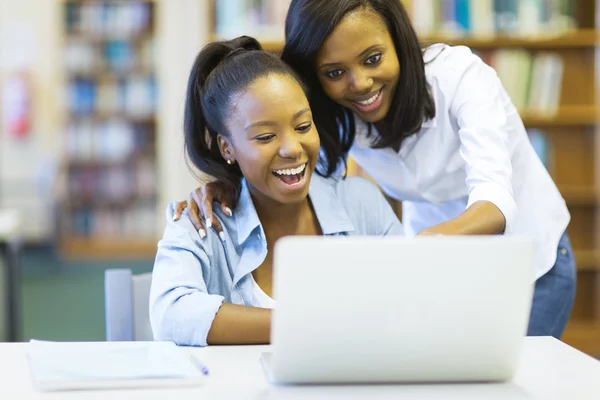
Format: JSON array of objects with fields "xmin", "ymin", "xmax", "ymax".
[
  {"xmin": 475, "ymin": 49, "xmax": 564, "ymax": 116},
  {"xmin": 213, "ymin": 0, "xmax": 290, "ymax": 40},
  {"xmin": 62, "ymin": 1, "xmax": 158, "ymax": 241},
  {"xmin": 65, "ymin": 1, "xmax": 152, "ymax": 38},
  {"xmin": 402, "ymin": 0, "xmax": 577, "ymax": 38},
  {"xmin": 66, "ymin": 78, "xmax": 156, "ymax": 119},
  {"xmin": 69, "ymin": 202, "xmax": 157, "ymax": 238},
  {"xmin": 527, "ymin": 129, "xmax": 549, "ymax": 168}
]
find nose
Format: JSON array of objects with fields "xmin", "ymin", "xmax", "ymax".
[
  {"xmin": 278, "ymin": 132, "xmax": 303, "ymax": 159},
  {"xmin": 349, "ymin": 69, "xmax": 373, "ymax": 93}
]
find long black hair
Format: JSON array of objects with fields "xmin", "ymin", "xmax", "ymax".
[
  {"xmin": 282, "ymin": 0, "xmax": 435, "ymax": 175},
  {"xmin": 184, "ymin": 36, "xmax": 307, "ymax": 207}
]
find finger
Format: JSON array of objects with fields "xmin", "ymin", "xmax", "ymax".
[
  {"xmin": 189, "ymin": 190, "xmax": 204, "ymax": 230},
  {"xmin": 220, "ymin": 203, "xmax": 233, "ymax": 217},
  {"xmin": 173, "ymin": 201, "xmax": 188, "ymax": 221},
  {"xmin": 188, "ymin": 194, "xmax": 206, "ymax": 238},
  {"xmin": 198, "ymin": 187, "xmax": 216, "ymax": 232},
  {"xmin": 211, "ymin": 216, "xmax": 225, "ymax": 241}
]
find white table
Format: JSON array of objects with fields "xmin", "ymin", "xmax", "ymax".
[
  {"xmin": 0, "ymin": 209, "xmax": 21, "ymax": 342},
  {"xmin": 2, "ymin": 337, "xmax": 600, "ymax": 399}
]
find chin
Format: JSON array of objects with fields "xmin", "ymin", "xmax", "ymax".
[{"xmin": 363, "ymin": 105, "xmax": 390, "ymax": 124}]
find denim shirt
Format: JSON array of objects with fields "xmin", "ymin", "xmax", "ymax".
[{"xmin": 149, "ymin": 175, "xmax": 404, "ymax": 346}]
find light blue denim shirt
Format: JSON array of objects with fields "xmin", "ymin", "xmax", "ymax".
[{"xmin": 149, "ymin": 175, "xmax": 404, "ymax": 346}]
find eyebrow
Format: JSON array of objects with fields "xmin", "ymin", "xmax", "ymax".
[
  {"xmin": 244, "ymin": 108, "xmax": 311, "ymax": 131},
  {"xmin": 319, "ymin": 45, "xmax": 382, "ymax": 69}
]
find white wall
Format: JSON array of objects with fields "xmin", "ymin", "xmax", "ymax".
[
  {"xmin": 0, "ymin": 0, "xmax": 211, "ymax": 241},
  {"xmin": 0, "ymin": 0, "xmax": 61, "ymax": 241},
  {"xmin": 155, "ymin": 0, "xmax": 210, "ymax": 234}
]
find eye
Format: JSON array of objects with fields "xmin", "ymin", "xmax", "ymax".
[
  {"xmin": 325, "ymin": 69, "xmax": 344, "ymax": 79},
  {"xmin": 365, "ymin": 53, "xmax": 382, "ymax": 65},
  {"xmin": 296, "ymin": 122, "xmax": 312, "ymax": 132},
  {"xmin": 255, "ymin": 134, "xmax": 275, "ymax": 142}
]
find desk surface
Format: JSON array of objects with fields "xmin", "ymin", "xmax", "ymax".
[
  {"xmin": 0, "ymin": 209, "xmax": 20, "ymax": 240},
  {"xmin": 2, "ymin": 337, "xmax": 599, "ymax": 399}
]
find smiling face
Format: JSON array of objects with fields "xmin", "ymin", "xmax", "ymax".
[
  {"xmin": 315, "ymin": 6, "xmax": 400, "ymax": 123},
  {"xmin": 218, "ymin": 73, "xmax": 320, "ymax": 206}
]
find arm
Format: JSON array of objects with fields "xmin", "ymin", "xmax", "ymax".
[
  {"xmin": 207, "ymin": 303, "xmax": 270, "ymax": 344},
  {"xmin": 419, "ymin": 201, "xmax": 505, "ymax": 235},
  {"xmin": 150, "ymin": 202, "xmax": 270, "ymax": 345},
  {"xmin": 421, "ymin": 48, "xmax": 517, "ymax": 236}
]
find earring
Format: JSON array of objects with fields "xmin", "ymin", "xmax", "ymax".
[{"xmin": 226, "ymin": 159, "xmax": 233, "ymax": 165}]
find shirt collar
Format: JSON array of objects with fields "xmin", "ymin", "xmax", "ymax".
[
  {"xmin": 234, "ymin": 180, "xmax": 262, "ymax": 246},
  {"xmin": 234, "ymin": 175, "xmax": 354, "ymax": 245}
]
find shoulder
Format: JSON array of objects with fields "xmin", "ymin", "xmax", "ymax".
[
  {"xmin": 425, "ymin": 44, "xmax": 491, "ymax": 87},
  {"xmin": 164, "ymin": 201, "xmax": 197, "ymax": 238},
  {"xmin": 424, "ymin": 43, "xmax": 485, "ymax": 73},
  {"xmin": 310, "ymin": 175, "xmax": 402, "ymax": 235},
  {"xmin": 330, "ymin": 175, "xmax": 381, "ymax": 196},
  {"xmin": 424, "ymin": 44, "xmax": 498, "ymax": 105},
  {"xmin": 160, "ymin": 201, "xmax": 217, "ymax": 255},
  {"xmin": 327, "ymin": 175, "xmax": 387, "ymax": 211}
]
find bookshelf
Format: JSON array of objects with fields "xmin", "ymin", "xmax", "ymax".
[
  {"xmin": 60, "ymin": 0, "xmax": 159, "ymax": 259},
  {"xmin": 208, "ymin": 0, "xmax": 600, "ymax": 356}
]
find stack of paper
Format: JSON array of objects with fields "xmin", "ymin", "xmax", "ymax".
[{"xmin": 27, "ymin": 340, "xmax": 208, "ymax": 392}]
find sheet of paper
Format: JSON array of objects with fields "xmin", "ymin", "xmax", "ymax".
[{"xmin": 28, "ymin": 340, "xmax": 207, "ymax": 391}]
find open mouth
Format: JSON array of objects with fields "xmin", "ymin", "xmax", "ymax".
[
  {"xmin": 351, "ymin": 88, "xmax": 383, "ymax": 113},
  {"xmin": 272, "ymin": 163, "xmax": 307, "ymax": 186}
]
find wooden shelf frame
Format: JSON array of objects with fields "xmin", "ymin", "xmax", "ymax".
[
  {"xmin": 209, "ymin": 29, "xmax": 598, "ymax": 53},
  {"xmin": 521, "ymin": 107, "xmax": 598, "ymax": 127},
  {"xmin": 421, "ymin": 29, "xmax": 598, "ymax": 49},
  {"xmin": 60, "ymin": 237, "xmax": 159, "ymax": 260}
]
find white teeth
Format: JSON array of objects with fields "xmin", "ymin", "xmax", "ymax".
[
  {"xmin": 274, "ymin": 163, "xmax": 306, "ymax": 176},
  {"xmin": 356, "ymin": 90, "xmax": 380, "ymax": 106}
]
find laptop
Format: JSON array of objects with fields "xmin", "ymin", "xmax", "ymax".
[{"xmin": 261, "ymin": 235, "xmax": 534, "ymax": 384}]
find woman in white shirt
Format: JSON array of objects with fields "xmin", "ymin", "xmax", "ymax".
[{"xmin": 174, "ymin": 0, "xmax": 575, "ymax": 338}]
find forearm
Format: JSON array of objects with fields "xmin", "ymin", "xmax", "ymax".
[
  {"xmin": 419, "ymin": 201, "xmax": 506, "ymax": 235},
  {"xmin": 207, "ymin": 303, "xmax": 271, "ymax": 345}
]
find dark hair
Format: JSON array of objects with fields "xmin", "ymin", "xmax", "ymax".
[
  {"xmin": 184, "ymin": 36, "xmax": 306, "ymax": 207},
  {"xmin": 282, "ymin": 0, "xmax": 435, "ymax": 174}
]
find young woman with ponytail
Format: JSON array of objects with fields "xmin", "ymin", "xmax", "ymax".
[{"xmin": 149, "ymin": 36, "xmax": 404, "ymax": 346}]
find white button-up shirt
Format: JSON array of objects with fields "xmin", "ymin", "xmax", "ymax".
[{"xmin": 349, "ymin": 44, "xmax": 570, "ymax": 280}]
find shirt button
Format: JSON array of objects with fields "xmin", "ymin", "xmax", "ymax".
[{"xmin": 560, "ymin": 248, "xmax": 567, "ymax": 256}]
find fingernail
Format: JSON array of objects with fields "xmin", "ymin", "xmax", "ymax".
[
  {"xmin": 225, "ymin": 207, "xmax": 233, "ymax": 217},
  {"xmin": 219, "ymin": 231, "xmax": 226, "ymax": 241},
  {"xmin": 172, "ymin": 215, "xmax": 177, "ymax": 221},
  {"xmin": 198, "ymin": 229, "xmax": 206, "ymax": 239},
  {"xmin": 206, "ymin": 218, "xmax": 212, "ymax": 229}
]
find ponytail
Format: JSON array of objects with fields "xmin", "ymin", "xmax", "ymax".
[
  {"xmin": 184, "ymin": 36, "xmax": 308, "ymax": 207},
  {"xmin": 183, "ymin": 36, "xmax": 264, "ymax": 206}
]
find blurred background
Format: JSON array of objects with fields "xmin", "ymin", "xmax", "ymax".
[{"xmin": 0, "ymin": 0, "xmax": 598, "ymax": 358}]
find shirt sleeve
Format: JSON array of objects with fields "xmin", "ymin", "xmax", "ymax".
[
  {"xmin": 346, "ymin": 177, "xmax": 405, "ymax": 236},
  {"xmin": 448, "ymin": 47, "xmax": 517, "ymax": 233},
  {"xmin": 149, "ymin": 202, "xmax": 224, "ymax": 346},
  {"xmin": 376, "ymin": 192, "xmax": 405, "ymax": 236}
]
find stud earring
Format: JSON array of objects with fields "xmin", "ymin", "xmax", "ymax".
[{"xmin": 226, "ymin": 159, "xmax": 233, "ymax": 165}]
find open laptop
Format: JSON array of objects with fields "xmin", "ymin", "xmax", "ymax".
[{"xmin": 261, "ymin": 235, "xmax": 534, "ymax": 384}]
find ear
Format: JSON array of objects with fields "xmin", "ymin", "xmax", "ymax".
[{"xmin": 217, "ymin": 134, "xmax": 235, "ymax": 163}]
